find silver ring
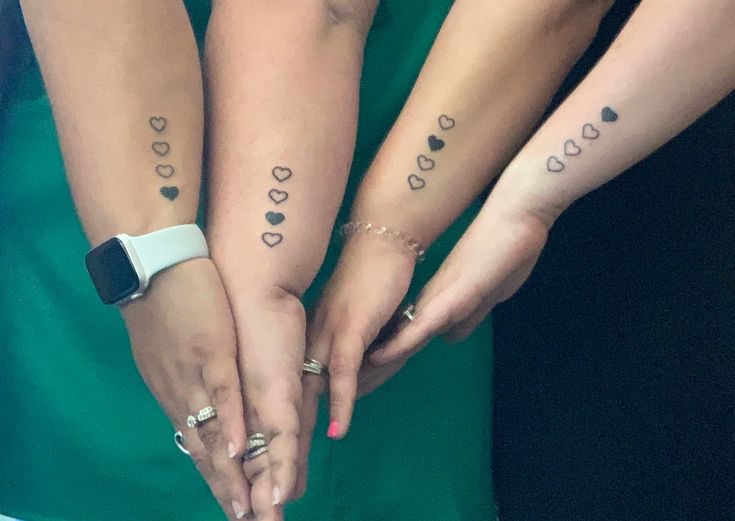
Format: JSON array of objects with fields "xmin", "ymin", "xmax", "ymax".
[
  {"xmin": 174, "ymin": 430, "xmax": 190, "ymax": 455},
  {"xmin": 186, "ymin": 405, "xmax": 217, "ymax": 429},
  {"xmin": 303, "ymin": 358, "xmax": 328, "ymax": 377},
  {"xmin": 243, "ymin": 433, "xmax": 269, "ymax": 461},
  {"xmin": 402, "ymin": 304, "xmax": 416, "ymax": 322}
]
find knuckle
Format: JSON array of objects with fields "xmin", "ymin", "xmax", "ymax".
[
  {"xmin": 329, "ymin": 352, "xmax": 360, "ymax": 378},
  {"xmin": 198, "ymin": 426, "xmax": 221, "ymax": 448}
]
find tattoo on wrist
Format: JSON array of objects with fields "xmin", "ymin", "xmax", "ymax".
[
  {"xmin": 261, "ymin": 166, "xmax": 292, "ymax": 248},
  {"xmin": 546, "ymin": 106, "xmax": 619, "ymax": 174},
  {"xmin": 149, "ymin": 115, "xmax": 178, "ymax": 201},
  {"xmin": 406, "ymin": 114, "xmax": 456, "ymax": 191}
]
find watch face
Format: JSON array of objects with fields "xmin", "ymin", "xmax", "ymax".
[{"xmin": 85, "ymin": 238, "xmax": 141, "ymax": 305}]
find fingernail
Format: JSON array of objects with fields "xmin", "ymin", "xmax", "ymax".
[
  {"xmin": 272, "ymin": 484, "xmax": 281, "ymax": 506},
  {"xmin": 232, "ymin": 500, "xmax": 245, "ymax": 519},
  {"xmin": 327, "ymin": 421, "xmax": 341, "ymax": 439},
  {"xmin": 227, "ymin": 441, "xmax": 237, "ymax": 458}
]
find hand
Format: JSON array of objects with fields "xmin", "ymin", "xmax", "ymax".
[
  {"xmin": 121, "ymin": 258, "xmax": 251, "ymax": 521},
  {"xmin": 227, "ymin": 286, "xmax": 307, "ymax": 519},
  {"xmin": 295, "ymin": 232, "xmax": 416, "ymax": 496},
  {"xmin": 366, "ymin": 207, "xmax": 550, "ymax": 382}
]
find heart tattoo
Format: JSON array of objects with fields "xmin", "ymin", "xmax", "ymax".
[
  {"xmin": 149, "ymin": 117, "xmax": 167, "ymax": 132},
  {"xmin": 564, "ymin": 139, "xmax": 582, "ymax": 156},
  {"xmin": 261, "ymin": 232, "xmax": 283, "ymax": 248},
  {"xmin": 601, "ymin": 106, "xmax": 619, "ymax": 123},
  {"xmin": 272, "ymin": 166, "xmax": 293, "ymax": 182},
  {"xmin": 160, "ymin": 186, "xmax": 179, "ymax": 201},
  {"xmin": 408, "ymin": 174, "xmax": 426, "ymax": 190},
  {"xmin": 155, "ymin": 164, "xmax": 175, "ymax": 178},
  {"xmin": 152, "ymin": 141, "xmax": 170, "ymax": 156},
  {"xmin": 417, "ymin": 155, "xmax": 435, "ymax": 171},
  {"xmin": 582, "ymin": 123, "xmax": 600, "ymax": 140},
  {"xmin": 546, "ymin": 156, "xmax": 565, "ymax": 173},
  {"xmin": 428, "ymin": 135, "xmax": 445, "ymax": 152},
  {"xmin": 438, "ymin": 114, "xmax": 456, "ymax": 130},
  {"xmin": 268, "ymin": 189, "xmax": 288, "ymax": 204},
  {"xmin": 265, "ymin": 211, "xmax": 285, "ymax": 225}
]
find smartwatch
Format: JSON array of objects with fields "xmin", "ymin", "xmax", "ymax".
[{"xmin": 85, "ymin": 224, "xmax": 209, "ymax": 305}]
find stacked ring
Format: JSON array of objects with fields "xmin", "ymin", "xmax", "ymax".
[
  {"xmin": 242, "ymin": 433, "xmax": 269, "ymax": 462},
  {"xmin": 303, "ymin": 358, "xmax": 327, "ymax": 377}
]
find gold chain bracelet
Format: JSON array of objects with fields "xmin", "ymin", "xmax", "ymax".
[{"xmin": 339, "ymin": 221, "xmax": 426, "ymax": 261}]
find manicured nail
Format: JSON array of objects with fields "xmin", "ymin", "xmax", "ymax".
[
  {"xmin": 227, "ymin": 441, "xmax": 237, "ymax": 458},
  {"xmin": 327, "ymin": 421, "xmax": 341, "ymax": 439},
  {"xmin": 232, "ymin": 500, "xmax": 245, "ymax": 519},
  {"xmin": 272, "ymin": 484, "xmax": 281, "ymax": 506}
]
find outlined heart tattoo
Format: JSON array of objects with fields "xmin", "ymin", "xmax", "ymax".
[
  {"xmin": 564, "ymin": 140, "xmax": 582, "ymax": 156},
  {"xmin": 417, "ymin": 155, "xmax": 435, "ymax": 171},
  {"xmin": 155, "ymin": 164, "xmax": 175, "ymax": 178},
  {"xmin": 152, "ymin": 142, "xmax": 170, "ymax": 156},
  {"xmin": 261, "ymin": 232, "xmax": 283, "ymax": 247},
  {"xmin": 160, "ymin": 186, "xmax": 179, "ymax": 200},
  {"xmin": 268, "ymin": 189, "xmax": 288, "ymax": 204},
  {"xmin": 428, "ymin": 135, "xmax": 445, "ymax": 151},
  {"xmin": 149, "ymin": 117, "xmax": 167, "ymax": 132},
  {"xmin": 408, "ymin": 174, "xmax": 426, "ymax": 190},
  {"xmin": 546, "ymin": 156, "xmax": 565, "ymax": 173},
  {"xmin": 438, "ymin": 114, "xmax": 456, "ymax": 130},
  {"xmin": 582, "ymin": 123, "xmax": 600, "ymax": 140},
  {"xmin": 272, "ymin": 166, "xmax": 293, "ymax": 182}
]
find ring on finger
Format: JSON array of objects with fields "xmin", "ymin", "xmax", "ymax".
[
  {"xmin": 242, "ymin": 433, "xmax": 269, "ymax": 462},
  {"xmin": 303, "ymin": 358, "xmax": 328, "ymax": 378},
  {"xmin": 174, "ymin": 430, "xmax": 190, "ymax": 455},
  {"xmin": 403, "ymin": 304, "xmax": 417, "ymax": 322},
  {"xmin": 186, "ymin": 405, "xmax": 217, "ymax": 429}
]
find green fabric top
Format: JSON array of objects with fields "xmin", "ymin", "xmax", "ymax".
[{"xmin": 0, "ymin": 1, "xmax": 495, "ymax": 520}]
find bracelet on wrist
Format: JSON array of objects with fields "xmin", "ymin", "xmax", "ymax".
[{"xmin": 339, "ymin": 221, "xmax": 426, "ymax": 262}]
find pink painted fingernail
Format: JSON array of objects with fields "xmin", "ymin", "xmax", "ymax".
[
  {"xmin": 272, "ymin": 484, "xmax": 281, "ymax": 506},
  {"xmin": 327, "ymin": 421, "xmax": 341, "ymax": 439},
  {"xmin": 227, "ymin": 441, "xmax": 237, "ymax": 458},
  {"xmin": 232, "ymin": 500, "xmax": 245, "ymax": 519}
]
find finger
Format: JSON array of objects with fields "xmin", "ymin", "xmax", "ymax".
[
  {"xmin": 294, "ymin": 371, "xmax": 327, "ymax": 498},
  {"xmin": 369, "ymin": 301, "xmax": 447, "ymax": 366},
  {"xmin": 327, "ymin": 333, "xmax": 363, "ymax": 439},
  {"xmin": 241, "ymin": 441, "xmax": 276, "ymax": 521},
  {"xmin": 185, "ymin": 389, "xmax": 252, "ymax": 520},
  {"xmin": 357, "ymin": 356, "xmax": 407, "ymax": 397},
  {"xmin": 444, "ymin": 298, "xmax": 494, "ymax": 343},
  {"xmin": 201, "ymin": 358, "xmax": 247, "ymax": 458}
]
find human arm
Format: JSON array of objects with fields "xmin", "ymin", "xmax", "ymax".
[
  {"xmin": 303, "ymin": 0, "xmax": 614, "ymax": 444},
  {"xmin": 204, "ymin": 0, "xmax": 377, "ymax": 512},
  {"xmin": 371, "ymin": 0, "xmax": 735, "ymax": 369},
  {"xmin": 19, "ymin": 1, "xmax": 251, "ymax": 519}
]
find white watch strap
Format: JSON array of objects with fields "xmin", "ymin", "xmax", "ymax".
[{"xmin": 128, "ymin": 224, "xmax": 209, "ymax": 277}]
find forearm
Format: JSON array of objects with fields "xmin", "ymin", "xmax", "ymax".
[
  {"xmin": 486, "ymin": 0, "xmax": 735, "ymax": 226},
  {"xmin": 351, "ymin": 0, "xmax": 613, "ymax": 247},
  {"xmin": 20, "ymin": 0, "xmax": 203, "ymax": 245},
  {"xmin": 206, "ymin": 0, "xmax": 375, "ymax": 297}
]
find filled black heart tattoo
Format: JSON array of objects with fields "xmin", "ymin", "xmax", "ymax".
[
  {"xmin": 564, "ymin": 139, "xmax": 582, "ymax": 156},
  {"xmin": 582, "ymin": 123, "xmax": 600, "ymax": 140},
  {"xmin": 160, "ymin": 186, "xmax": 179, "ymax": 200},
  {"xmin": 149, "ymin": 117, "xmax": 167, "ymax": 132},
  {"xmin": 272, "ymin": 166, "xmax": 293, "ymax": 182},
  {"xmin": 408, "ymin": 174, "xmax": 426, "ymax": 190},
  {"xmin": 261, "ymin": 232, "xmax": 283, "ymax": 247},
  {"xmin": 438, "ymin": 114, "xmax": 456, "ymax": 130},
  {"xmin": 601, "ymin": 106, "xmax": 619, "ymax": 123},
  {"xmin": 546, "ymin": 156, "xmax": 565, "ymax": 173},
  {"xmin": 265, "ymin": 211, "xmax": 285, "ymax": 225},
  {"xmin": 417, "ymin": 155, "xmax": 435, "ymax": 171},
  {"xmin": 268, "ymin": 189, "xmax": 288, "ymax": 204},
  {"xmin": 155, "ymin": 164, "xmax": 175, "ymax": 178},
  {"xmin": 428, "ymin": 135, "xmax": 445, "ymax": 151},
  {"xmin": 152, "ymin": 142, "xmax": 170, "ymax": 156}
]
